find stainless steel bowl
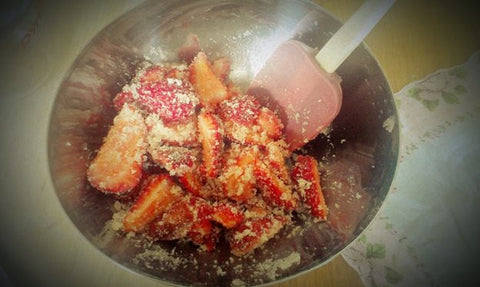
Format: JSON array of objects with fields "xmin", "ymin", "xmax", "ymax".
[{"xmin": 48, "ymin": 0, "xmax": 398, "ymax": 286}]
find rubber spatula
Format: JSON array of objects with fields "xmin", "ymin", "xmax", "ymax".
[{"xmin": 248, "ymin": 0, "xmax": 395, "ymax": 151}]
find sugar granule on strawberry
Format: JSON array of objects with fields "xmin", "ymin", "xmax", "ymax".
[
  {"xmin": 197, "ymin": 110, "xmax": 224, "ymax": 178},
  {"xmin": 210, "ymin": 202, "xmax": 244, "ymax": 229},
  {"xmin": 219, "ymin": 94, "xmax": 260, "ymax": 125},
  {"xmin": 149, "ymin": 145, "xmax": 200, "ymax": 176},
  {"xmin": 146, "ymin": 114, "xmax": 198, "ymax": 147},
  {"xmin": 123, "ymin": 174, "xmax": 183, "ymax": 232},
  {"xmin": 218, "ymin": 144, "xmax": 257, "ymax": 202},
  {"xmin": 87, "ymin": 104, "xmax": 147, "ymax": 194},
  {"xmin": 292, "ymin": 155, "xmax": 328, "ymax": 220},
  {"xmin": 254, "ymin": 159, "xmax": 297, "ymax": 210},
  {"xmin": 135, "ymin": 81, "xmax": 198, "ymax": 123},
  {"xmin": 189, "ymin": 52, "xmax": 229, "ymax": 107},
  {"xmin": 226, "ymin": 213, "xmax": 289, "ymax": 256}
]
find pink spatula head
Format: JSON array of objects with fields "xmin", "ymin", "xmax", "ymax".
[
  {"xmin": 248, "ymin": 40, "xmax": 342, "ymax": 151},
  {"xmin": 248, "ymin": 0, "xmax": 395, "ymax": 151}
]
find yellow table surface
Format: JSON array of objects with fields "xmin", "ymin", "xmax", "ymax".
[{"xmin": 0, "ymin": 1, "xmax": 478, "ymax": 287}]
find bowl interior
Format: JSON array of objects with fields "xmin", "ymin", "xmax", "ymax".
[{"xmin": 48, "ymin": 0, "xmax": 398, "ymax": 286}]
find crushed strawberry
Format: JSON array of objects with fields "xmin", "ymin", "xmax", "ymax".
[
  {"xmin": 292, "ymin": 155, "xmax": 328, "ymax": 220},
  {"xmin": 87, "ymin": 104, "xmax": 147, "ymax": 194}
]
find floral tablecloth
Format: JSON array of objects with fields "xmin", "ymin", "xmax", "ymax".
[{"xmin": 342, "ymin": 51, "xmax": 480, "ymax": 287}]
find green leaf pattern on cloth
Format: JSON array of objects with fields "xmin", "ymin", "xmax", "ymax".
[{"xmin": 342, "ymin": 51, "xmax": 480, "ymax": 287}]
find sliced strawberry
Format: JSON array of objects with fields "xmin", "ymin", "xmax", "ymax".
[
  {"xmin": 210, "ymin": 202, "xmax": 244, "ymax": 229},
  {"xmin": 197, "ymin": 110, "xmax": 224, "ymax": 178},
  {"xmin": 178, "ymin": 170, "xmax": 204, "ymax": 197},
  {"xmin": 147, "ymin": 199, "xmax": 193, "ymax": 240},
  {"xmin": 148, "ymin": 195, "xmax": 212, "ymax": 240},
  {"xmin": 188, "ymin": 219, "xmax": 220, "ymax": 252},
  {"xmin": 226, "ymin": 213, "xmax": 289, "ymax": 256},
  {"xmin": 123, "ymin": 174, "xmax": 183, "ymax": 232},
  {"xmin": 256, "ymin": 107, "xmax": 283, "ymax": 140},
  {"xmin": 135, "ymin": 81, "xmax": 197, "ymax": 123},
  {"xmin": 189, "ymin": 52, "xmax": 229, "ymax": 107},
  {"xmin": 292, "ymin": 155, "xmax": 328, "ymax": 220},
  {"xmin": 218, "ymin": 94, "xmax": 261, "ymax": 125},
  {"xmin": 223, "ymin": 107, "xmax": 284, "ymax": 146},
  {"xmin": 219, "ymin": 144, "xmax": 257, "ymax": 202},
  {"xmin": 112, "ymin": 90, "xmax": 134, "ymax": 112},
  {"xmin": 87, "ymin": 105, "xmax": 147, "ymax": 194},
  {"xmin": 212, "ymin": 57, "xmax": 231, "ymax": 82},
  {"xmin": 149, "ymin": 145, "xmax": 200, "ymax": 176},
  {"xmin": 254, "ymin": 159, "xmax": 297, "ymax": 210},
  {"xmin": 178, "ymin": 33, "xmax": 201, "ymax": 64},
  {"xmin": 145, "ymin": 114, "xmax": 198, "ymax": 147},
  {"xmin": 263, "ymin": 140, "xmax": 291, "ymax": 184}
]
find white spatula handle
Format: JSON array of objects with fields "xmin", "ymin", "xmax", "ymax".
[{"xmin": 315, "ymin": 0, "xmax": 395, "ymax": 73}]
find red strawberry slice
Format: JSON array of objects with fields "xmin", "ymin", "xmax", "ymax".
[
  {"xmin": 210, "ymin": 202, "xmax": 244, "ymax": 229},
  {"xmin": 189, "ymin": 52, "xmax": 229, "ymax": 107},
  {"xmin": 223, "ymin": 107, "xmax": 284, "ymax": 146},
  {"xmin": 197, "ymin": 110, "xmax": 224, "ymax": 178},
  {"xmin": 256, "ymin": 107, "xmax": 284, "ymax": 140},
  {"xmin": 219, "ymin": 94, "xmax": 261, "ymax": 125},
  {"xmin": 112, "ymin": 91, "xmax": 134, "ymax": 112},
  {"xmin": 146, "ymin": 114, "xmax": 198, "ymax": 147},
  {"xmin": 87, "ymin": 105, "xmax": 147, "ymax": 194},
  {"xmin": 254, "ymin": 159, "xmax": 297, "ymax": 210},
  {"xmin": 123, "ymin": 174, "xmax": 183, "ymax": 232},
  {"xmin": 148, "ymin": 145, "xmax": 200, "ymax": 176},
  {"xmin": 188, "ymin": 219, "xmax": 220, "ymax": 252},
  {"xmin": 292, "ymin": 155, "xmax": 328, "ymax": 220},
  {"xmin": 135, "ymin": 81, "xmax": 197, "ymax": 123},
  {"xmin": 148, "ymin": 195, "xmax": 212, "ymax": 240},
  {"xmin": 219, "ymin": 144, "xmax": 258, "ymax": 202},
  {"xmin": 263, "ymin": 140, "xmax": 291, "ymax": 184},
  {"xmin": 226, "ymin": 213, "xmax": 289, "ymax": 256},
  {"xmin": 177, "ymin": 170, "xmax": 204, "ymax": 197}
]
